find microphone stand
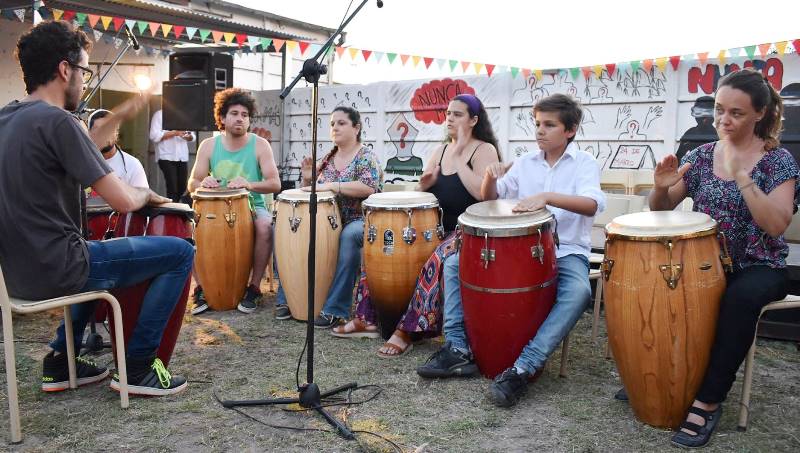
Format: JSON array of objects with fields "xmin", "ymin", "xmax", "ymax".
[
  {"xmin": 220, "ymin": 0, "xmax": 379, "ymax": 440},
  {"xmin": 75, "ymin": 25, "xmax": 138, "ymax": 115}
]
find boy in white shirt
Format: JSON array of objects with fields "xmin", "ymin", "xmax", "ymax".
[{"xmin": 417, "ymin": 94, "xmax": 606, "ymax": 408}]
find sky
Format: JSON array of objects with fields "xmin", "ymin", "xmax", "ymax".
[{"xmin": 233, "ymin": 0, "xmax": 800, "ymax": 84}]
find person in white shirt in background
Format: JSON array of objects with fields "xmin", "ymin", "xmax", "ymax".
[
  {"xmin": 88, "ymin": 108, "xmax": 148, "ymax": 189},
  {"xmin": 149, "ymin": 109, "xmax": 194, "ymax": 202}
]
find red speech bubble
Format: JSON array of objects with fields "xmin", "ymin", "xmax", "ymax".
[{"xmin": 410, "ymin": 78, "xmax": 476, "ymax": 124}]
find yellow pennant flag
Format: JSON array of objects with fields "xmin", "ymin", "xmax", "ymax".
[
  {"xmin": 776, "ymin": 41, "xmax": 788, "ymax": 55},
  {"xmin": 534, "ymin": 69, "xmax": 543, "ymax": 79},
  {"xmin": 348, "ymin": 47, "xmax": 359, "ymax": 60},
  {"xmin": 474, "ymin": 63, "xmax": 484, "ymax": 74},
  {"xmin": 593, "ymin": 65, "xmax": 602, "ymax": 78},
  {"xmin": 412, "ymin": 55, "xmax": 421, "ymax": 67},
  {"xmin": 161, "ymin": 24, "xmax": 173, "ymax": 38},
  {"xmin": 100, "ymin": 16, "xmax": 112, "ymax": 30},
  {"xmin": 655, "ymin": 57, "xmax": 667, "ymax": 72},
  {"xmin": 223, "ymin": 32, "xmax": 235, "ymax": 44},
  {"xmin": 52, "ymin": 9, "xmax": 64, "ymax": 21},
  {"xmin": 717, "ymin": 49, "xmax": 726, "ymax": 65},
  {"xmin": 286, "ymin": 40, "xmax": 299, "ymax": 55}
]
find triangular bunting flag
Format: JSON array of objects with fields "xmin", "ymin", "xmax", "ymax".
[
  {"xmin": 569, "ymin": 67, "xmax": 580, "ymax": 79},
  {"xmin": 669, "ymin": 56, "xmax": 680, "ymax": 70},
  {"xmin": 335, "ymin": 46, "xmax": 345, "ymax": 58},
  {"xmin": 310, "ymin": 44, "xmax": 322, "ymax": 56},
  {"xmin": 400, "ymin": 54, "xmax": 411, "ymax": 66},
  {"xmin": 223, "ymin": 32, "xmax": 235, "ymax": 44},
  {"xmin": 299, "ymin": 41, "xmax": 310, "ymax": 55},
  {"xmin": 173, "ymin": 25, "xmax": 185, "ymax": 38},
  {"xmin": 605, "ymin": 63, "xmax": 616, "ymax": 76},
  {"xmin": 460, "ymin": 61, "xmax": 470, "ymax": 72},
  {"xmin": 424, "ymin": 57, "xmax": 434, "ymax": 69},
  {"xmin": 592, "ymin": 65, "xmax": 602, "ymax": 78},
  {"xmin": 682, "ymin": 54, "xmax": 695, "ymax": 62},
  {"xmin": 697, "ymin": 52, "xmax": 708, "ymax": 66},
  {"xmin": 162, "ymin": 24, "xmax": 173, "ymax": 38},
  {"xmin": 185, "ymin": 27, "xmax": 198, "ymax": 40},
  {"xmin": 137, "ymin": 21, "xmax": 148, "ymax": 35},
  {"xmin": 776, "ymin": 41, "xmax": 788, "ymax": 55},
  {"xmin": 363, "ymin": 50, "xmax": 373, "ymax": 62},
  {"xmin": 125, "ymin": 19, "xmax": 136, "ymax": 31},
  {"xmin": 211, "ymin": 30, "xmax": 223, "ymax": 43},
  {"xmin": 486, "ymin": 64, "xmax": 495, "ymax": 76},
  {"xmin": 75, "ymin": 13, "xmax": 87, "ymax": 25},
  {"xmin": 630, "ymin": 60, "xmax": 641, "ymax": 72},
  {"xmin": 235, "ymin": 33, "xmax": 247, "ymax": 47},
  {"xmin": 387, "ymin": 52, "xmax": 398, "ymax": 63},
  {"xmin": 448, "ymin": 60, "xmax": 458, "ymax": 71},
  {"xmin": 62, "ymin": 10, "xmax": 75, "ymax": 22},
  {"xmin": 581, "ymin": 67, "xmax": 592, "ymax": 79},
  {"xmin": 510, "ymin": 67, "xmax": 520, "ymax": 78},
  {"xmin": 521, "ymin": 68, "xmax": 532, "ymax": 79},
  {"xmin": 272, "ymin": 39, "xmax": 285, "ymax": 52},
  {"xmin": 348, "ymin": 47, "xmax": 359, "ymax": 60},
  {"xmin": 286, "ymin": 40, "xmax": 299, "ymax": 54},
  {"xmin": 100, "ymin": 16, "xmax": 112, "ymax": 30},
  {"xmin": 758, "ymin": 43, "xmax": 771, "ymax": 58},
  {"xmin": 113, "ymin": 37, "xmax": 123, "ymax": 49},
  {"xmin": 52, "ymin": 9, "xmax": 64, "ymax": 21},
  {"xmin": 92, "ymin": 30, "xmax": 103, "ymax": 42},
  {"xmin": 642, "ymin": 59, "xmax": 654, "ymax": 73},
  {"xmin": 324, "ymin": 46, "xmax": 334, "ymax": 58},
  {"xmin": 87, "ymin": 14, "xmax": 100, "ymax": 28},
  {"xmin": 474, "ymin": 63, "xmax": 484, "ymax": 74},
  {"xmin": 655, "ymin": 57, "xmax": 667, "ymax": 72},
  {"xmin": 412, "ymin": 56, "xmax": 421, "ymax": 68},
  {"xmin": 260, "ymin": 37, "xmax": 272, "ymax": 50},
  {"xmin": 246, "ymin": 35, "xmax": 260, "ymax": 47},
  {"xmin": 729, "ymin": 48, "xmax": 741, "ymax": 59},
  {"xmin": 436, "ymin": 58, "xmax": 446, "ymax": 70},
  {"xmin": 717, "ymin": 50, "xmax": 726, "ymax": 65},
  {"xmin": 148, "ymin": 22, "xmax": 160, "ymax": 36},
  {"xmin": 199, "ymin": 29, "xmax": 211, "ymax": 43},
  {"xmin": 374, "ymin": 51, "xmax": 385, "ymax": 63},
  {"xmin": 13, "ymin": 8, "xmax": 24, "ymax": 21},
  {"xmin": 534, "ymin": 69, "xmax": 543, "ymax": 79},
  {"xmin": 793, "ymin": 40, "xmax": 800, "ymax": 54}
]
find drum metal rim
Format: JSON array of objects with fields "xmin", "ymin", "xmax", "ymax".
[
  {"xmin": 460, "ymin": 219, "xmax": 555, "ymax": 237},
  {"xmin": 191, "ymin": 190, "xmax": 249, "ymax": 201},
  {"xmin": 277, "ymin": 191, "xmax": 337, "ymax": 203},
  {"xmin": 461, "ymin": 276, "xmax": 557, "ymax": 294},
  {"xmin": 362, "ymin": 201, "xmax": 440, "ymax": 210},
  {"xmin": 605, "ymin": 225, "xmax": 718, "ymax": 242}
]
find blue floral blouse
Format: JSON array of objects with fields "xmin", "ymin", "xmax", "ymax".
[{"xmin": 318, "ymin": 145, "xmax": 383, "ymax": 225}]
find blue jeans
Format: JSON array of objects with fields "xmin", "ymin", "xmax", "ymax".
[
  {"xmin": 443, "ymin": 253, "xmax": 590, "ymax": 374},
  {"xmin": 49, "ymin": 236, "xmax": 195, "ymax": 358},
  {"xmin": 273, "ymin": 219, "xmax": 363, "ymax": 319}
]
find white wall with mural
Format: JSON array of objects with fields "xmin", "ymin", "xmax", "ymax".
[{"xmin": 252, "ymin": 52, "xmax": 800, "ymax": 187}]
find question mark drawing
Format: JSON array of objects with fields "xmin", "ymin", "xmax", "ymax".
[
  {"xmin": 320, "ymin": 97, "xmax": 326, "ymax": 108},
  {"xmin": 345, "ymin": 92, "xmax": 350, "ymax": 101},
  {"xmin": 364, "ymin": 96, "xmax": 371, "ymax": 107},
  {"xmin": 357, "ymin": 91, "xmax": 363, "ymax": 98},
  {"xmin": 292, "ymin": 122, "xmax": 296, "ymax": 129},
  {"xmin": 396, "ymin": 122, "xmax": 409, "ymax": 149},
  {"xmin": 352, "ymin": 102, "xmax": 357, "ymax": 108},
  {"xmin": 364, "ymin": 117, "xmax": 371, "ymax": 128}
]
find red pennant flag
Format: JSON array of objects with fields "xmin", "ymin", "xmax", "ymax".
[
  {"xmin": 669, "ymin": 55, "xmax": 680, "ymax": 70},
  {"xmin": 642, "ymin": 59, "xmax": 654, "ymax": 72},
  {"xmin": 581, "ymin": 67, "xmax": 592, "ymax": 79},
  {"xmin": 793, "ymin": 40, "xmax": 800, "ymax": 54},
  {"xmin": 758, "ymin": 43, "xmax": 771, "ymax": 58},
  {"xmin": 112, "ymin": 17, "xmax": 124, "ymax": 31},
  {"xmin": 424, "ymin": 57, "xmax": 434, "ymax": 69},
  {"xmin": 461, "ymin": 61, "xmax": 470, "ymax": 72},
  {"xmin": 62, "ymin": 10, "xmax": 76, "ymax": 22},
  {"xmin": 148, "ymin": 22, "xmax": 160, "ymax": 37},
  {"xmin": 235, "ymin": 33, "xmax": 247, "ymax": 47},
  {"xmin": 605, "ymin": 63, "xmax": 616, "ymax": 76},
  {"xmin": 335, "ymin": 46, "xmax": 345, "ymax": 58},
  {"xmin": 297, "ymin": 41, "xmax": 310, "ymax": 55},
  {"xmin": 173, "ymin": 25, "xmax": 185, "ymax": 38},
  {"xmin": 485, "ymin": 64, "xmax": 495, "ymax": 76},
  {"xmin": 400, "ymin": 54, "xmax": 410, "ymax": 65},
  {"xmin": 362, "ymin": 49, "xmax": 373, "ymax": 61},
  {"xmin": 521, "ymin": 68, "xmax": 531, "ymax": 79},
  {"xmin": 87, "ymin": 14, "xmax": 100, "ymax": 28}
]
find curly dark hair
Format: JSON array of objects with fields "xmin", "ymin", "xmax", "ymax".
[
  {"xmin": 16, "ymin": 20, "xmax": 91, "ymax": 94},
  {"xmin": 213, "ymin": 87, "xmax": 256, "ymax": 131}
]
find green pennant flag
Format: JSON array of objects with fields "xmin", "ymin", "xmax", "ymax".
[
  {"xmin": 324, "ymin": 46, "xmax": 334, "ymax": 58},
  {"xmin": 199, "ymin": 29, "xmax": 211, "ymax": 43},
  {"xmin": 510, "ymin": 67, "xmax": 520, "ymax": 78},
  {"xmin": 260, "ymin": 37, "xmax": 272, "ymax": 50},
  {"xmin": 569, "ymin": 67, "xmax": 580, "ymax": 79},
  {"xmin": 386, "ymin": 53, "xmax": 397, "ymax": 64},
  {"xmin": 449, "ymin": 60, "xmax": 458, "ymax": 71},
  {"xmin": 75, "ymin": 12, "xmax": 87, "ymax": 25},
  {"xmin": 630, "ymin": 60, "xmax": 641, "ymax": 72},
  {"xmin": 136, "ymin": 21, "xmax": 148, "ymax": 35},
  {"xmin": 744, "ymin": 45, "xmax": 756, "ymax": 59}
]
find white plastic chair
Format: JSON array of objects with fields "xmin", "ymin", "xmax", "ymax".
[
  {"xmin": 600, "ymin": 170, "xmax": 632, "ymax": 194},
  {"xmin": 629, "ymin": 170, "xmax": 655, "ymax": 196},
  {"xmin": 1, "ymin": 264, "xmax": 129, "ymax": 444}
]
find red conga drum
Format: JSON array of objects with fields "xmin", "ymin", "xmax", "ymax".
[
  {"xmin": 86, "ymin": 197, "xmax": 118, "ymax": 240},
  {"xmin": 458, "ymin": 200, "xmax": 558, "ymax": 379},
  {"xmin": 105, "ymin": 203, "xmax": 194, "ymax": 366}
]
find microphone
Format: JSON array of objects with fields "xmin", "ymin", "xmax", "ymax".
[
  {"xmin": 377, "ymin": 0, "xmax": 384, "ymax": 7},
  {"xmin": 124, "ymin": 24, "xmax": 140, "ymax": 50}
]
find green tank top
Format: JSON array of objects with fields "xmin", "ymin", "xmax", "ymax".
[{"xmin": 209, "ymin": 133, "xmax": 272, "ymax": 210}]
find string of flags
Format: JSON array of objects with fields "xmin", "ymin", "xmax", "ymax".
[{"xmin": 2, "ymin": 4, "xmax": 799, "ymax": 79}]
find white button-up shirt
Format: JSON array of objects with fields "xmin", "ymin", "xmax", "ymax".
[
  {"xmin": 149, "ymin": 109, "xmax": 195, "ymax": 162},
  {"xmin": 496, "ymin": 142, "xmax": 606, "ymax": 258}
]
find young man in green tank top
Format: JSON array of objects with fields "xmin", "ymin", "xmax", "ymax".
[{"xmin": 188, "ymin": 88, "xmax": 280, "ymax": 314}]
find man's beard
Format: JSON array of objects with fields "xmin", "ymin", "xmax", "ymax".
[{"xmin": 100, "ymin": 144, "xmax": 114, "ymax": 154}]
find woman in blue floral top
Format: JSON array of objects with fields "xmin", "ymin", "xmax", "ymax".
[
  {"xmin": 650, "ymin": 68, "xmax": 800, "ymax": 448},
  {"xmin": 291, "ymin": 106, "xmax": 383, "ymax": 328}
]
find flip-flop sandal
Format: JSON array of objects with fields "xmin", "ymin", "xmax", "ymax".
[
  {"xmin": 330, "ymin": 318, "xmax": 379, "ymax": 338},
  {"xmin": 376, "ymin": 334, "xmax": 413, "ymax": 359}
]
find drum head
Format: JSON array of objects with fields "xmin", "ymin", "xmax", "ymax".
[
  {"xmin": 86, "ymin": 197, "xmax": 112, "ymax": 214},
  {"xmin": 192, "ymin": 187, "xmax": 249, "ymax": 200},
  {"xmin": 458, "ymin": 200, "xmax": 553, "ymax": 236},
  {"xmin": 140, "ymin": 202, "xmax": 194, "ymax": 219},
  {"xmin": 606, "ymin": 211, "xmax": 717, "ymax": 239},
  {"xmin": 362, "ymin": 191, "xmax": 439, "ymax": 209},
  {"xmin": 277, "ymin": 188, "xmax": 336, "ymax": 202}
]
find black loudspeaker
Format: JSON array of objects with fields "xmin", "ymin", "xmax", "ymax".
[{"xmin": 162, "ymin": 52, "xmax": 233, "ymax": 131}]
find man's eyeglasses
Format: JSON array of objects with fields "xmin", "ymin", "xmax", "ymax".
[{"xmin": 67, "ymin": 62, "xmax": 94, "ymax": 84}]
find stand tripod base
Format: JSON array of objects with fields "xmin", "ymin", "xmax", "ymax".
[{"xmin": 221, "ymin": 382, "xmax": 358, "ymax": 440}]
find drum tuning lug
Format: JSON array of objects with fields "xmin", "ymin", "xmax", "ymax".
[
  {"xmin": 423, "ymin": 230, "xmax": 433, "ymax": 242},
  {"xmin": 480, "ymin": 248, "xmax": 495, "ymax": 268},
  {"xmin": 271, "ymin": 210, "xmax": 277, "ymax": 226},
  {"xmin": 531, "ymin": 245, "xmax": 545, "ymax": 264},
  {"xmin": 601, "ymin": 258, "xmax": 614, "ymax": 281},
  {"xmin": 289, "ymin": 216, "xmax": 301, "ymax": 233},
  {"xmin": 327, "ymin": 215, "xmax": 339, "ymax": 230},
  {"xmin": 402, "ymin": 227, "xmax": 417, "ymax": 245},
  {"xmin": 368, "ymin": 225, "xmax": 376, "ymax": 243},
  {"xmin": 659, "ymin": 264, "xmax": 683, "ymax": 289},
  {"xmin": 436, "ymin": 225, "xmax": 445, "ymax": 240},
  {"xmin": 383, "ymin": 228, "xmax": 394, "ymax": 255},
  {"xmin": 194, "ymin": 212, "xmax": 201, "ymax": 225},
  {"xmin": 699, "ymin": 262, "xmax": 712, "ymax": 271},
  {"xmin": 224, "ymin": 212, "xmax": 237, "ymax": 228}
]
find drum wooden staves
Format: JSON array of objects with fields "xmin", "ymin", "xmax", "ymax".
[
  {"xmin": 192, "ymin": 188, "xmax": 254, "ymax": 311},
  {"xmin": 602, "ymin": 211, "xmax": 727, "ymax": 429},
  {"xmin": 363, "ymin": 191, "xmax": 443, "ymax": 339},
  {"xmin": 458, "ymin": 200, "xmax": 558, "ymax": 379},
  {"xmin": 274, "ymin": 189, "xmax": 341, "ymax": 321}
]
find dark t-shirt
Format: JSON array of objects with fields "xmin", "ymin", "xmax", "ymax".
[{"xmin": 0, "ymin": 100, "xmax": 110, "ymax": 299}]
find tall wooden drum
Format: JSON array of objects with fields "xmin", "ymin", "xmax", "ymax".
[
  {"xmin": 363, "ymin": 191, "xmax": 443, "ymax": 339},
  {"xmin": 458, "ymin": 200, "xmax": 558, "ymax": 378},
  {"xmin": 603, "ymin": 211, "xmax": 726, "ymax": 429},
  {"xmin": 192, "ymin": 188, "xmax": 254, "ymax": 311},
  {"xmin": 274, "ymin": 189, "xmax": 341, "ymax": 321}
]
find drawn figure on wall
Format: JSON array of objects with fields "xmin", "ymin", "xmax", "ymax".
[
  {"xmin": 779, "ymin": 83, "xmax": 800, "ymax": 165},
  {"xmin": 279, "ymin": 152, "xmax": 302, "ymax": 190},
  {"xmin": 385, "ymin": 113, "xmax": 423, "ymax": 175},
  {"xmin": 618, "ymin": 120, "xmax": 649, "ymax": 140},
  {"xmin": 676, "ymin": 96, "xmax": 717, "ymax": 161}
]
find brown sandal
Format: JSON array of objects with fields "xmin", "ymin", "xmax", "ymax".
[
  {"xmin": 377, "ymin": 330, "xmax": 413, "ymax": 358},
  {"xmin": 330, "ymin": 318, "xmax": 379, "ymax": 338}
]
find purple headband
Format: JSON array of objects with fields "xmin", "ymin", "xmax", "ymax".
[{"xmin": 452, "ymin": 94, "xmax": 481, "ymax": 117}]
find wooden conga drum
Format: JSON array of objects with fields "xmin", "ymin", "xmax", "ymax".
[
  {"xmin": 363, "ymin": 192, "xmax": 443, "ymax": 339},
  {"xmin": 274, "ymin": 189, "xmax": 341, "ymax": 321},
  {"xmin": 458, "ymin": 200, "xmax": 558, "ymax": 378},
  {"xmin": 192, "ymin": 188, "xmax": 254, "ymax": 311},
  {"xmin": 603, "ymin": 211, "xmax": 726, "ymax": 429}
]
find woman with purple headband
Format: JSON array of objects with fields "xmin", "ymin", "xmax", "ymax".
[{"xmin": 333, "ymin": 94, "xmax": 501, "ymax": 358}]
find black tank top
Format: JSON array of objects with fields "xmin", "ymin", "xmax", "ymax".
[{"xmin": 427, "ymin": 144, "xmax": 480, "ymax": 233}]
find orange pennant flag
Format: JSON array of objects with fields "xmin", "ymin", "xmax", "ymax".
[
  {"xmin": 717, "ymin": 50, "xmax": 726, "ymax": 65},
  {"xmin": 592, "ymin": 65, "xmax": 602, "ymax": 78},
  {"xmin": 400, "ymin": 54, "xmax": 411, "ymax": 65},
  {"xmin": 412, "ymin": 56, "xmax": 421, "ymax": 67},
  {"xmin": 335, "ymin": 46, "xmax": 345, "ymax": 58},
  {"xmin": 52, "ymin": 9, "xmax": 64, "ymax": 21},
  {"xmin": 697, "ymin": 52, "xmax": 709, "ymax": 66},
  {"xmin": 642, "ymin": 59, "xmax": 653, "ymax": 73},
  {"xmin": 87, "ymin": 14, "xmax": 100, "ymax": 28},
  {"xmin": 211, "ymin": 30, "xmax": 223, "ymax": 42},
  {"xmin": 581, "ymin": 67, "xmax": 592, "ymax": 79},
  {"xmin": 521, "ymin": 68, "xmax": 531, "ymax": 79},
  {"xmin": 776, "ymin": 41, "xmax": 788, "ymax": 55},
  {"xmin": 461, "ymin": 61, "xmax": 470, "ymax": 72},
  {"xmin": 348, "ymin": 47, "xmax": 359, "ymax": 60},
  {"xmin": 474, "ymin": 63, "xmax": 484, "ymax": 74},
  {"xmin": 149, "ymin": 23, "xmax": 160, "ymax": 37},
  {"xmin": 655, "ymin": 57, "xmax": 667, "ymax": 72},
  {"xmin": 272, "ymin": 39, "xmax": 285, "ymax": 52},
  {"xmin": 100, "ymin": 16, "xmax": 112, "ymax": 30},
  {"xmin": 757, "ymin": 43, "xmax": 771, "ymax": 58},
  {"xmin": 161, "ymin": 24, "xmax": 172, "ymax": 38}
]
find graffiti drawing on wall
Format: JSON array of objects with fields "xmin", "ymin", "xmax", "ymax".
[
  {"xmin": 676, "ymin": 96, "xmax": 717, "ymax": 161},
  {"xmin": 385, "ymin": 113, "xmax": 422, "ymax": 175},
  {"xmin": 688, "ymin": 58, "xmax": 784, "ymax": 94},
  {"xmin": 410, "ymin": 78, "xmax": 475, "ymax": 124},
  {"xmin": 609, "ymin": 145, "xmax": 656, "ymax": 169}
]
